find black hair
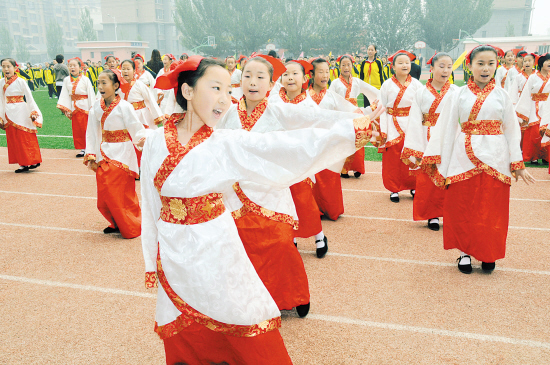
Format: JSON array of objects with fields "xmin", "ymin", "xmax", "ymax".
[
  {"xmin": 504, "ymin": 50, "xmax": 514, "ymax": 58},
  {"xmin": 267, "ymin": 50, "xmax": 278, "ymax": 58},
  {"xmin": 120, "ymin": 59, "xmax": 135, "ymax": 70},
  {"xmin": 523, "ymin": 53, "xmax": 536, "ymax": 62},
  {"xmin": 242, "ymin": 57, "xmax": 274, "ymax": 82},
  {"xmin": 285, "ymin": 60, "xmax": 305, "ymax": 76},
  {"xmin": 175, "ymin": 58, "xmax": 226, "ymax": 111},
  {"xmin": 391, "ymin": 53, "xmax": 410, "ymax": 66},
  {"xmin": 1, "ymin": 58, "xmax": 17, "ymax": 67},
  {"xmin": 339, "ymin": 55, "xmax": 354, "ymax": 67},
  {"xmin": 517, "ymin": 51, "xmax": 527, "ymax": 58},
  {"xmin": 55, "ymin": 54, "xmax": 64, "ymax": 63},
  {"xmin": 100, "ymin": 69, "xmax": 120, "ymax": 92},
  {"xmin": 150, "ymin": 49, "xmax": 162, "ymax": 63},
  {"xmin": 430, "ymin": 52, "xmax": 453, "ymax": 66},
  {"xmin": 105, "ymin": 55, "xmax": 116, "ymax": 63},
  {"xmin": 367, "ymin": 44, "xmax": 378, "ymax": 58},
  {"xmin": 310, "ymin": 58, "xmax": 328, "ymax": 77},
  {"xmin": 469, "ymin": 45, "xmax": 498, "ymax": 64},
  {"xmin": 538, "ymin": 54, "xmax": 550, "ymax": 70},
  {"xmin": 68, "ymin": 58, "xmax": 82, "ymax": 67}
]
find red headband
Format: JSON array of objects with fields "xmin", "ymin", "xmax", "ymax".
[
  {"xmin": 290, "ymin": 60, "xmax": 314, "ymax": 75},
  {"xmin": 104, "ymin": 54, "xmax": 115, "ymax": 61},
  {"xmin": 155, "ymin": 56, "xmax": 204, "ymax": 95},
  {"xmin": 68, "ymin": 57, "xmax": 83, "ymax": 66},
  {"xmin": 388, "ymin": 50, "xmax": 415, "ymax": 63},
  {"xmin": 109, "ymin": 68, "xmax": 130, "ymax": 95},
  {"xmin": 465, "ymin": 45, "xmax": 504, "ymax": 65},
  {"xmin": 165, "ymin": 54, "xmax": 176, "ymax": 61},
  {"xmin": 237, "ymin": 55, "xmax": 247, "ymax": 62},
  {"xmin": 337, "ymin": 54, "xmax": 355, "ymax": 63},
  {"xmin": 132, "ymin": 54, "xmax": 144, "ymax": 62},
  {"xmin": 248, "ymin": 55, "xmax": 286, "ymax": 82},
  {"xmin": 426, "ymin": 52, "xmax": 437, "ymax": 65}
]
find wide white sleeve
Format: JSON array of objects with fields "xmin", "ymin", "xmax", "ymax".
[
  {"xmin": 270, "ymin": 102, "xmax": 360, "ymax": 131},
  {"xmin": 331, "ymin": 91, "xmax": 361, "ymax": 113},
  {"xmin": 515, "ymin": 75, "xmax": 533, "ymax": 125},
  {"xmin": 504, "ymin": 68, "xmax": 516, "ymax": 92},
  {"xmin": 501, "ymin": 91, "xmax": 524, "ymax": 168},
  {"xmin": 508, "ymin": 75, "xmax": 520, "ymax": 104},
  {"xmin": 215, "ymin": 119, "xmax": 363, "ymax": 188},
  {"xmin": 141, "ymin": 83, "xmax": 164, "ymax": 124},
  {"xmin": 84, "ymin": 106, "xmax": 101, "ymax": 162},
  {"xmin": 541, "ymin": 104, "xmax": 550, "ymax": 147},
  {"xmin": 402, "ymin": 89, "xmax": 425, "ymax": 165},
  {"xmin": 0, "ymin": 82, "xmax": 5, "ymax": 126},
  {"xmin": 377, "ymin": 81, "xmax": 390, "ymax": 149},
  {"xmin": 122, "ymin": 102, "xmax": 148, "ymax": 143},
  {"xmin": 356, "ymin": 78, "xmax": 381, "ymax": 102},
  {"xmin": 495, "ymin": 67, "xmax": 505, "ymax": 88},
  {"xmin": 56, "ymin": 77, "xmax": 72, "ymax": 113},
  {"xmin": 22, "ymin": 79, "xmax": 43, "ymax": 126},
  {"xmin": 85, "ymin": 78, "xmax": 96, "ymax": 110},
  {"xmin": 140, "ymin": 135, "xmax": 162, "ymax": 275}
]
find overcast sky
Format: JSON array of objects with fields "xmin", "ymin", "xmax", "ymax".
[{"xmin": 531, "ymin": 0, "xmax": 550, "ymax": 35}]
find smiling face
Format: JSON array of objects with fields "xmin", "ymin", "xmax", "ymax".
[
  {"xmin": 120, "ymin": 62, "xmax": 134, "ymax": 83},
  {"xmin": 312, "ymin": 62, "xmax": 330, "ymax": 90},
  {"xmin": 68, "ymin": 60, "xmax": 81, "ymax": 76},
  {"xmin": 1, "ymin": 60, "xmax": 15, "ymax": 78},
  {"xmin": 97, "ymin": 72, "xmax": 118, "ymax": 100},
  {"xmin": 183, "ymin": 65, "xmax": 232, "ymax": 128},
  {"xmin": 281, "ymin": 63, "xmax": 305, "ymax": 93},
  {"xmin": 470, "ymin": 50, "xmax": 497, "ymax": 86},
  {"xmin": 393, "ymin": 54, "xmax": 411, "ymax": 77},
  {"xmin": 430, "ymin": 56, "xmax": 453, "ymax": 84},
  {"xmin": 241, "ymin": 59, "xmax": 273, "ymax": 103},
  {"xmin": 339, "ymin": 58, "xmax": 353, "ymax": 78}
]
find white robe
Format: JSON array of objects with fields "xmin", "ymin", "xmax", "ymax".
[
  {"xmin": 508, "ymin": 71, "xmax": 532, "ymax": 105},
  {"xmin": 495, "ymin": 65, "xmax": 512, "ymax": 89},
  {"xmin": 515, "ymin": 72, "xmax": 550, "ymax": 127},
  {"xmin": 423, "ymin": 83, "xmax": 523, "ymax": 185},
  {"xmin": 122, "ymin": 80, "xmax": 164, "ymax": 129},
  {"xmin": 229, "ymin": 68, "xmax": 243, "ymax": 101},
  {"xmin": 57, "ymin": 75, "xmax": 95, "ymax": 114},
  {"xmin": 503, "ymin": 66, "xmax": 519, "ymax": 93},
  {"xmin": 141, "ymin": 119, "xmax": 358, "ymax": 329},
  {"xmin": 155, "ymin": 68, "xmax": 175, "ymax": 115},
  {"xmin": 306, "ymin": 88, "xmax": 358, "ymax": 113},
  {"xmin": 0, "ymin": 77, "xmax": 43, "ymax": 130},
  {"xmin": 328, "ymin": 76, "xmax": 381, "ymax": 106}
]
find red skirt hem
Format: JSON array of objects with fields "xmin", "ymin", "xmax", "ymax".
[
  {"xmin": 413, "ymin": 171, "xmax": 445, "ymax": 221},
  {"xmin": 312, "ymin": 169, "xmax": 344, "ymax": 221},
  {"xmin": 6, "ymin": 124, "xmax": 42, "ymax": 166},
  {"xmin": 343, "ymin": 148, "xmax": 365, "ymax": 174},
  {"xmin": 290, "ymin": 181, "xmax": 322, "ymax": 238},
  {"xmin": 71, "ymin": 110, "xmax": 88, "ymax": 150},
  {"xmin": 382, "ymin": 139, "xmax": 416, "ymax": 192}
]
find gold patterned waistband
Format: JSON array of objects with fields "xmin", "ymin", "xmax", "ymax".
[
  {"xmin": 7, "ymin": 96, "xmax": 24, "ymax": 103},
  {"xmin": 531, "ymin": 93, "xmax": 549, "ymax": 102},
  {"xmin": 422, "ymin": 113, "xmax": 439, "ymax": 127},
  {"xmin": 231, "ymin": 83, "xmax": 241, "ymax": 88},
  {"xmin": 160, "ymin": 193, "xmax": 225, "ymax": 225},
  {"xmin": 132, "ymin": 100, "xmax": 146, "ymax": 110},
  {"xmin": 461, "ymin": 120, "xmax": 502, "ymax": 135},
  {"xmin": 387, "ymin": 107, "xmax": 411, "ymax": 117},
  {"xmin": 71, "ymin": 94, "xmax": 88, "ymax": 101},
  {"xmin": 102, "ymin": 129, "xmax": 131, "ymax": 143}
]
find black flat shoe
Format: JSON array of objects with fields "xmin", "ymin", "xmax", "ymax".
[
  {"xmin": 15, "ymin": 166, "xmax": 30, "ymax": 173},
  {"xmin": 481, "ymin": 262, "xmax": 495, "ymax": 273},
  {"xmin": 410, "ymin": 189, "xmax": 415, "ymax": 198},
  {"xmin": 457, "ymin": 255, "xmax": 472, "ymax": 274},
  {"xmin": 29, "ymin": 163, "xmax": 40, "ymax": 169},
  {"xmin": 296, "ymin": 303, "xmax": 310, "ymax": 318},
  {"xmin": 354, "ymin": 171, "xmax": 361, "ymax": 178},
  {"xmin": 428, "ymin": 219, "xmax": 440, "ymax": 231},
  {"xmin": 340, "ymin": 173, "xmax": 350, "ymax": 178},
  {"xmin": 390, "ymin": 193, "xmax": 399, "ymax": 203},
  {"xmin": 103, "ymin": 226, "xmax": 120, "ymax": 234},
  {"xmin": 315, "ymin": 236, "xmax": 328, "ymax": 258},
  {"xmin": 294, "ymin": 240, "xmax": 297, "ymax": 248},
  {"xmin": 76, "ymin": 152, "xmax": 85, "ymax": 158}
]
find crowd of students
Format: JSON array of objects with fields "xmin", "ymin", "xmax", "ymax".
[{"xmin": 0, "ymin": 43, "xmax": 547, "ymax": 364}]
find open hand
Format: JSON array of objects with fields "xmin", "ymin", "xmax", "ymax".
[{"xmin": 514, "ymin": 169, "xmax": 536, "ymax": 184}]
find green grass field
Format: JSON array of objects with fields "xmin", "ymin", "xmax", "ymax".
[{"xmin": 2, "ymin": 85, "xmax": 546, "ymax": 167}]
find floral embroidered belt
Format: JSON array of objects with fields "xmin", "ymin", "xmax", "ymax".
[
  {"xmin": 71, "ymin": 94, "xmax": 88, "ymax": 101},
  {"xmin": 422, "ymin": 113, "xmax": 439, "ymax": 127},
  {"xmin": 6, "ymin": 96, "xmax": 24, "ymax": 103},
  {"xmin": 160, "ymin": 193, "xmax": 225, "ymax": 225},
  {"xmin": 387, "ymin": 107, "xmax": 411, "ymax": 117},
  {"xmin": 102, "ymin": 129, "xmax": 131, "ymax": 143},
  {"xmin": 132, "ymin": 100, "xmax": 146, "ymax": 110},
  {"xmin": 231, "ymin": 83, "xmax": 241, "ymax": 88},
  {"xmin": 531, "ymin": 93, "xmax": 549, "ymax": 102},
  {"xmin": 461, "ymin": 120, "xmax": 502, "ymax": 135}
]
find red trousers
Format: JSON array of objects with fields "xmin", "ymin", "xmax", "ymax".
[
  {"xmin": 6, "ymin": 124, "xmax": 42, "ymax": 166},
  {"xmin": 443, "ymin": 173, "xmax": 510, "ymax": 262},
  {"xmin": 313, "ymin": 169, "xmax": 344, "ymax": 221},
  {"xmin": 342, "ymin": 148, "xmax": 365, "ymax": 174},
  {"xmin": 235, "ymin": 213, "xmax": 310, "ymax": 310},
  {"xmin": 382, "ymin": 139, "xmax": 416, "ymax": 193},
  {"xmin": 413, "ymin": 171, "xmax": 445, "ymax": 221},
  {"xmin": 290, "ymin": 180, "xmax": 322, "ymax": 238},
  {"xmin": 71, "ymin": 110, "xmax": 88, "ymax": 150},
  {"xmin": 96, "ymin": 161, "xmax": 141, "ymax": 239}
]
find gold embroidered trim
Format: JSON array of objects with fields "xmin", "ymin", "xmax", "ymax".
[
  {"xmin": 6, "ymin": 95, "xmax": 24, "ymax": 103},
  {"xmin": 160, "ymin": 194, "xmax": 225, "ymax": 225},
  {"xmin": 102, "ymin": 129, "xmax": 131, "ymax": 143},
  {"xmin": 145, "ymin": 271, "xmax": 158, "ymax": 288},
  {"xmin": 237, "ymin": 97, "xmax": 267, "ymax": 131},
  {"xmin": 510, "ymin": 161, "xmax": 525, "ymax": 171},
  {"xmin": 5, "ymin": 116, "xmax": 37, "ymax": 134},
  {"xmin": 132, "ymin": 100, "xmax": 146, "ymax": 110},
  {"xmin": 461, "ymin": 120, "xmax": 503, "ymax": 135},
  {"xmin": 401, "ymin": 147, "xmax": 423, "ymax": 168}
]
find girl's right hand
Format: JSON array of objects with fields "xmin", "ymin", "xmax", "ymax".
[
  {"xmin": 514, "ymin": 168, "xmax": 536, "ymax": 184},
  {"xmin": 88, "ymin": 161, "xmax": 99, "ymax": 172}
]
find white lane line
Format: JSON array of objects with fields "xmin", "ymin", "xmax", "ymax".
[
  {"xmin": 0, "ymin": 190, "xmax": 96, "ymax": 200},
  {"xmin": 0, "ymin": 170, "xmax": 94, "ymax": 177},
  {"xmin": 0, "ymin": 274, "xmax": 156, "ymax": 298},
  {"xmin": 298, "ymin": 250, "xmax": 550, "ymax": 276},
  {"xmin": 306, "ymin": 314, "xmax": 550, "ymax": 350},
  {"xmin": 2, "ymin": 273, "xmax": 548, "ymax": 350},
  {"xmin": 342, "ymin": 189, "xmax": 550, "ymax": 202},
  {"xmin": 341, "ymin": 214, "xmax": 550, "ymax": 232},
  {"xmin": 0, "ymin": 133, "xmax": 72, "ymax": 138},
  {"xmin": 0, "ymin": 222, "xmax": 103, "ymax": 234}
]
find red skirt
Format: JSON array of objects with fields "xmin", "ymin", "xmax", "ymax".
[
  {"xmin": 6, "ymin": 124, "xmax": 42, "ymax": 166},
  {"xmin": 164, "ymin": 321, "xmax": 292, "ymax": 365},
  {"xmin": 312, "ymin": 169, "xmax": 344, "ymax": 221},
  {"xmin": 290, "ymin": 180, "xmax": 322, "ymax": 238},
  {"xmin": 96, "ymin": 161, "xmax": 141, "ymax": 239},
  {"xmin": 413, "ymin": 171, "xmax": 445, "ymax": 221},
  {"xmin": 235, "ymin": 213, "xmax": 309, "ymax": 310},
  {"xmin": 522, "ymin": 124, "xmax": 543, "ymax": 162},
  {"xmin": 443, "ymin": 173, "xmax": 510, "ymax": 262},
  {"xmin": 71, "ymin": 110, "xmax": 88, "ymax": 150},
  {"xmin": 342, "ymin": 148, "xmax": 365, "ymax": 174},
  {"xmin": 382, "ymin": 139, "xmax": 416, "ymax": 193}
]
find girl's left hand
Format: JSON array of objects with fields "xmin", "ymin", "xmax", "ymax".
[{"xmin": 514, "ymin": 168, "xmax": 536, "ymax": 184}]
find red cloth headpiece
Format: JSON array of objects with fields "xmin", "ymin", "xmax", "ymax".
[
  {"xmin": 337, "ymin": 54, "xmax": 355, "ymax": 63},
  {"xmin": 155, "ymin": 56, "xmax": 204, "ymax": 95},
  {"xmin": 249, "ymin": 54, "xmax": 286, "ymax": 82},
  {"xmin": 388, "ymin": 50, "xmax": 415, "ymax": 63}
]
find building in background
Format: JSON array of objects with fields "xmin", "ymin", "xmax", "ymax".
[
  {"xmin": 473, "ymin": 0, "xmax": 534, "ymax": 38},
  {"xmin": 100, "ymin": 0, "xmax": 184, "ymax": 57},
  {"xmin": 77, "ymin": 40, "xmax": 150, "ymax": 63}
]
